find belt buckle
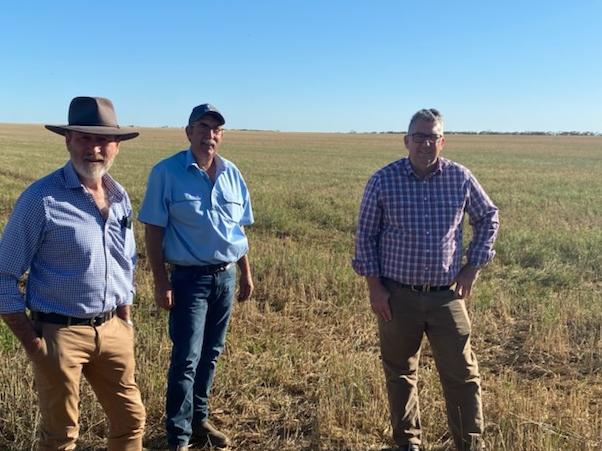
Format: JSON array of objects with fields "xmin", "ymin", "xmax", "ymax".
[
  {"xmin": 410, "ymin": 284, "xmax": 430, "ymax": 292},
  {"xmin": 90, "ymin": 314, "xmax": 106, "ymax": 326}
]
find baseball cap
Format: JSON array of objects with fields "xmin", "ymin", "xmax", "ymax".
[{"xmin": 188, "ymin": 103, "xmax": 225, "ymax": 126}]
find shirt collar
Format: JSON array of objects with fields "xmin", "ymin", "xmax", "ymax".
[
  {"xmin": 401, "ymin": 157, "xmax": 444, "ymax": 180},
  {"xmin": 185, "ymin": 148, "xmax": 226, "ymax": 177},
  {"xmin": 63, "ymin": 160, "xmax": 124, "ymax": 202}
]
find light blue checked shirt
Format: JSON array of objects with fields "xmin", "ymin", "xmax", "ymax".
[
  {"xmin": 353, "ymin": 157, "xmax": 499, "ymax": 286},
  {"xmin": 0, "ymin": 161, "xmax": 136, "ymax": 316},
  {"xmin": 138, "ymin": 150, "xmax": 253, "ymax": 266}
]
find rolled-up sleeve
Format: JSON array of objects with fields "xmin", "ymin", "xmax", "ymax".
[
  {"xmin": 0, "ymin": 188, "xmax": 46, "ymax": 313},
  {"xmin": 352, "ymin": 175, "xmax": 382, "ymax": 276},
  {"xmin": 465, "ymin": 174, "xmax": 499, "ymax": 268},
  {"xmin": 122, "ymin": 193, "xmax": 137, "ymax": 306}
]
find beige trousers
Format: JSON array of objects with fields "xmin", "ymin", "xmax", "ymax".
[
  {"xmin": 31, "ymin": 316, "xmax": 146, "ymax": 451},
  {"xmin": 378, "ymin": 279, "xmax": 484, "ymax": 451}
]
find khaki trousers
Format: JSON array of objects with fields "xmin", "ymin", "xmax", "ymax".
[
  {"xmin": 379, "ymin": 279, "xmax": 483, "ymax": 451},
  {"xmin": 31, "ymin": 316, "xmax": 146, "ymax": 451}
]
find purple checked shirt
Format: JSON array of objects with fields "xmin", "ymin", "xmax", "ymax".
[{"xmin": 352, "ymin": 157, "xmax": 499, "ymax": 286}]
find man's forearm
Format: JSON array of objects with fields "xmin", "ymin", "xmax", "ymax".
[
  {"xmin": 116, "ymin": 304, "xmax": 132, "ymax": 322},
  {"xmin": 467, "ymin": 205, "xmax": 499, "ymax": 267},
  {"xmin": 236, "ymin": 254, "xmax": 251, "ymax": 278},
  {"xmin": 236, "ymin": 254, "xmax": 254, "ymax": 301},
  {"xmin": 1, "ymin": 312, "xmax": 38, "ymax": 352},
  {"xmin": 144, "ymin": 224, "xmax": 169, "ymax": 286},
  {"xmin": 366, "ymin": 275, "xmax": 384, "ymax": 291}
]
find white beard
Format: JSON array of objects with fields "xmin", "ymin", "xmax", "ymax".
[{"xmin": 72, "ymin": 159, "xmax": 113, "ymax": 181}]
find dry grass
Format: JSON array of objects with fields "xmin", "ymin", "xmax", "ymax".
[{"xmin": 0, "ymin": 124, "xmax": 600, "ymax": 450}]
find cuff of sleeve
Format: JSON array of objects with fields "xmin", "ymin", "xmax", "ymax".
[
  {"xmin": 137, "ymin": 216, "xmax": 168, "ymax": 228},
  {"xmin": 120, "ymin": 291, "xmax": 134, "ymax": 306},
  {"xmin": 351, "ymin": 259, "xmax": 380, "ymax": 277},
  {"xmin": 468, "ymin": 250, "xmax": 496, "ymax": 269},
  {"xmin": 0, "ymin": 295, "xmax": 27, "ymax": 315}
]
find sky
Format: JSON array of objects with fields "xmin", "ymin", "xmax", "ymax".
[{"xmin": 1, "ymin": 1, "xmax": 601, "ymax": 133}]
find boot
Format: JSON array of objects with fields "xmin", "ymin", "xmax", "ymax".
[{"xmin": 192, "ymin": 420, "xmax": 231, "ymax": 448}]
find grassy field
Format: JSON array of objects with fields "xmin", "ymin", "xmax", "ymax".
[{"xmin": 0, "ymin": 124, "xmax": 600, "ymax": 450}]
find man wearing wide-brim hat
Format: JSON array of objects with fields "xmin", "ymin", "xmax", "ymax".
[{"xmin": 0, "ymin": 96, "xmax": 146, "ymax": 450}]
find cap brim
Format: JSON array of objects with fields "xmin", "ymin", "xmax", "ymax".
[
  {"xmin": 45, "ymin": 125, "xmax": 139, "ymax": 141},
  {"xmin": 189, "ymin": 111, "xmax": 225, "ymax": 126},
  {"xmin": 206, "ymin": 112, "xmax": 225, "ymax": 126}
]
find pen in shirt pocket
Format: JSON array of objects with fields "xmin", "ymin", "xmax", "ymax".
[{"xmin": 120, "ymin": 213, "xmax": 132, "ymax": 229}]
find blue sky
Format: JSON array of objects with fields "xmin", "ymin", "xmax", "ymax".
[{"xmin": 1, "ymin": 1, "xmax": 600, "ymax": 133}]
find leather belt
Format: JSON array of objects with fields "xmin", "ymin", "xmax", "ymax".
[
  {"xmin": 399, "ymin": 284, "xmax": 451, "ymax": 293},
  {"xmin": 31, "ymin": 310, "xmax": 116, "ymax": 326},
  {"xmin": 173, "ymin": 262, "xmax": 233, "ymax": 276}
]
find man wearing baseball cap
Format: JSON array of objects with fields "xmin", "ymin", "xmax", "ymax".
[
  {"xmin": 139, "ymin": 103, "xmax": 254, "ymax": 450},
  {"xmin": 0, "ymin": 96, "xmax": 146, "ymax": 450}
]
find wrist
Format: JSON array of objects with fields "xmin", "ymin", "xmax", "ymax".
[
  {"xmin": 366, "ymin": 276, "xmax": 385, "ymax": 291},
  {"xmin": 465, "ymin": 264, "xmax": 480, "ymax": 273},
  {"xmin": 116, "ymin": 305, "xmax": 131, "ymax": 321}
]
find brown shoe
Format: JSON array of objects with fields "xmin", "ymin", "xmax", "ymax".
[
  {"xmin": 192, "ymin": 420, "xmax": 231, "ymax": 449},
  {"xmin": 397, "ymin": 445, "xmax": 420, "ymax": 451}
]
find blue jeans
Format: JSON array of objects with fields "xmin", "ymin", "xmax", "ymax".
[{"xmin": 165, "ymin": 264, "xmax": 236, "ymax": 446}]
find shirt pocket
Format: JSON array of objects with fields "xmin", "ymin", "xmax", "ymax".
[
  {"xmin": 435, "ymin": 198, "xmax": 465, "ymax": 228},
  {"xmin": 115, "ymin": 207, "xmax": 133, "ymax": 240},
  {"xmin": 169, "ymin": 198, "xmax": 204, "ymax": 226},
  {"xmin": 218, "ymin": 191, "xmax": 244, "ymax": 223},
  {"xmin": 385, "ymin": 199, "xmax": 417, "ymax": 231}
]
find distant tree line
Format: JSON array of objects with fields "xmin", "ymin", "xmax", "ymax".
[{"xmin": 373, "ymin": 130, "xmax": 600, "ymax": 136}]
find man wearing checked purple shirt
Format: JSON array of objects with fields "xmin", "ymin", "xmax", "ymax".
[{"xmin": 353, "ymin": 108, "xmax": 499, "ymax": 451}]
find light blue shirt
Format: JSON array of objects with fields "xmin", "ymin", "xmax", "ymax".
[
  {"xmin": 138, "ymin": 150, "xmax": 253, "ymax": 266},
  {"xmin": 0, "ymin": 161, "xmax": 136, "ymax": 316}
]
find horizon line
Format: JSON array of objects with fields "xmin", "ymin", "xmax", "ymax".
[{"xmin": 1, "ymin": 122, "xmax": 600, "ymax": 136}]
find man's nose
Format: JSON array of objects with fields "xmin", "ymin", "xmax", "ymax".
[{"xmin": 88, "ymin": 140, "xmax": 106, "ymax": 153}]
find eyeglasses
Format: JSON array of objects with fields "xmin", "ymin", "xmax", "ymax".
[
  {"xmin": 410, "ymin": 133, "xmax": 443, "ymax": 143},
  {"xmin": 67, "ymin": 132, "xmax": 120, "ymax": 144},
  {"xmin": 193, "ymin": 122, "xmax": 224, "ymax": 134}
]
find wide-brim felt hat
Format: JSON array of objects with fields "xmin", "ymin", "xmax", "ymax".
[{"xmin": 45, "ymin": 96, "xmax": 139, "ymax": 140}]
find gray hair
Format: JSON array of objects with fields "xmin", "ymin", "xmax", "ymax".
[{"xmin": 408, "ymin": 108, "xmax": 444, "ymax": 132}]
